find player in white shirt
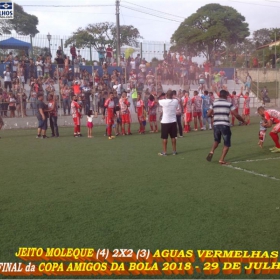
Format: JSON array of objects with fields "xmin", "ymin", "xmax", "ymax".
[{"xmin": 158, "ymin": 90, "xmax": 179, "ymax": 156}]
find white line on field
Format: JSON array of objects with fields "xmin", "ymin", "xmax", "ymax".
[
  {"xmin": 225, "ymin": 165, "xmax": 280, "ymax": 181},
  {"xmin": 231, "ymin": 157, "xmax": 280, "ymax": 164}
]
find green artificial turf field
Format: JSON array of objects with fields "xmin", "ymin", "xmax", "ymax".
[{"xmin": 1, "ymin": 117, "xmax": 280, "ymax": 279}]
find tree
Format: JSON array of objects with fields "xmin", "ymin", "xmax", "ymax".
[
  {"xmin": 0, "ymin": 3, "xmax": 39, "ymax": 36},
  {"xmin": 171, "ymin": 4, "xmax": 250, "ymax": 61},
  {"xmin": 64, "ymin": 22, "xmax": 142, "ymax": 51},
  {"xmin": 252, "ymin": 28, "xmax": 271, "ymax": 48}
]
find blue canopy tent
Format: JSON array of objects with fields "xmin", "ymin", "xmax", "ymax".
[
  {"xmin": 0, "ymin": 37, "xmax": 32, "ymax": 75},
  {"xmin": 0, "ymin": 37, "xmax": 31, "ymax": 50}
]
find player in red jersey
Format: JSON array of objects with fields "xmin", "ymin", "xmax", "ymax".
[
  {"xmin": 104, "ymin": 92, "xmax": 116, "ymax": 140},
  {"xmin": 242, "ymin": 92, "xmax": 250, "ymax": 124},
  {"xmin": 71, "ymin": 95, "xmax": 82, "ymax": 137},
  {"xmin": 148, "ymin": 94, "xmax": 158, "ymax": 133},
  {"xmin": 230, "ymin": 91, "xmax": 242, "ymax": 126},
  {"xmin": 192, "ymin": 90, "xmax": 203, "ymax": 131},
  {"xmin": 258, "ymin": 107, "xmax": 280, "ymax": 152},
  {"xmin": 119, "ymin": 91, "xmax": 132, "ymax": 135},
  {"xmin": 183, "ymin": 90, "xmax": 192, "ymax": 133},
  {"xmin": 136, "ymin": 93, "xmax": 145, "ymax": 134}
]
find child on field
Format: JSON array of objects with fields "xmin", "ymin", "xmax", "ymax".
[{"xmin": 87, "ymin": 110, "xmax": 94, "ymax": 138}]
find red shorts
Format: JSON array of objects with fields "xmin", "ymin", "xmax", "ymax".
[
  {"xmin": 184, "ymin": 112, "xmax": 192, "ymax": 123},
  {"xmin": 149, "ymin": 115, "xmax": 157, "ymax": 122},
  {"xmin": 272, "ymin": 123, "xmax": 280, "ymax": 133},
  {"xmin": 121, "ymin": 114, "xmax": 131, "ymax": 124},
  {"xmin": 106, "ymin": 116, "xmax": 114, "ymax": 125},
  {"xmin": 73, "ymin": 117, "xmax": 80, "ymax": 126},
  {"xmin": 193, "ymin": 112, "xmax": 202, "ymax": 118},
  {"xmin": 243, "ymin": 108, "xmax": 250, "ymax": 116},
  {"xmin": 87, "ymin": 122, "xmax": 93, "ymax": 128}
]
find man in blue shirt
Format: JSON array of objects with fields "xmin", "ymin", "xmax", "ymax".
[{"xmin": 201, "ymin": 90, "xmax": 212, "ymax": 130}]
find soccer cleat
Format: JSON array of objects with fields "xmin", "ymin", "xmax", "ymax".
[
  {"xmin": 108, "ymin": 136, "xmax": 114, "ymax": 140},
  {"xmin": 158, "ymin": 152, "xmax": 167, "ymax": 156},
  {"xmin": 194, "ymin": 129, "xmax": 198, "ymax": 131},
  {"xmin": 36, "ymin": 135, "xmax": 41, "ymax": 139},
  {"xmin": 127, "ymin": 133, "xmax": 132, "ymax": 135},
  {"xmin": 149, "ymin": 130, "xmax": 154, "ymax": 133},
  {"xmin": 271, "ymin": 148, "xmax": 280, "ymax": 153},
  {"xmin": 173, "ymin": 151, "xmax": 178, "ymax": 155},
  {"xmin": 178, "ymin": 135, "xmax": 183, "ymax": 138},
  {"xmin": 269, "ymin": 147, "xmax": 277, "ymax": 151}
]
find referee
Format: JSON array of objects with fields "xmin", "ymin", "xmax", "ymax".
[
  {"xmin": 158, "ymin": 90, "xmax": 179, "ymax": 156},
  {"xmin": 206, "ymin": 90, "xmax": 246, "ymax": 164}
]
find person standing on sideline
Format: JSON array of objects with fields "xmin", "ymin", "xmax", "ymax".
[
  {"xmin": 183, "ymin": 90, "xmax": 193, "ymax": 133},
  {"xmin": 119, "ymin": 91, "xmax": 132, "ymax": 135},
  {"xmin": 36, "ymin": 93, "xmax": 47, "ymax": 139},
  {"xmin": 201, "ymin": 90, "xmax": 212, "ymax": 130},
  {"xmin": 48, "ymin": 94, "xmax": 59, "ymax": 137},
  {"xmin": 71, "ymin": 95, "xmax": 82, "ymax": 137},
  {"xmin": 158, "ymin": 90, "xmax": 179, "ymax": 156},
  {"xmin": 172, "ymin": 90, "xmax": 183, "ymax": 137},
  {"xmin": 257, "ymin": 107, "xmax": 280, "ymax": 153},
  {"xmin": 206, "ymin": 90, "xmax": 246, "ymax": 165},
  {"xmin": 104, "ymin": 92, "xmax": 116, "ymax": 140},
  {"xmin": 136, "ymin": 93, "xmax": 145, "ymax": 134},
  {"xmin": 192, "ymin": 90, "xmax": 203, "ymax": 131}
]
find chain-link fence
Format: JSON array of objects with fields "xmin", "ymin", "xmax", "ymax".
[
  {"xmin": 0, "ymin": 33, "xmax": 173, "ymax": 63},
  {"xmin": 237, "ymin": 68, "xmax": 280, "ymax": 107}
]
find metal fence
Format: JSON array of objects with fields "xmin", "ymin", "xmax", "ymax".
[
  {"xmin": 237, "ymin": 68, "xmax": 280, "ymax": 107},
  {"xmin": 0, "ymin": 33, "xmax": 172, "ymax": 63}
]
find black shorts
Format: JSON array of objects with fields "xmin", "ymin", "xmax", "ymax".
[
  {"xmin": 161, "ymin": 122, "xmax": 177, "ymax": 139},
  {"xmin": 38, "ymin": 119, "xmax": 47, "ymax": 130},
  {"xmin": 213, "ymin": 125, "xmax": 232, "ymax": 147}
]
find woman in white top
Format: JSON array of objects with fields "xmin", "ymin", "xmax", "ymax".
[
  {"xmin": 13, "ymin": 56, "xmax": 19, "ymax": 73},
  {"xmin": 35, "ymin": 57, "xmax": 43, "ymax": 77},
  {"xmin": 3, "ymin": 66, "xmax": 12, "ymax": 91}
]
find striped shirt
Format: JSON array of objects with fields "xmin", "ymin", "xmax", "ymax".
[{"xmin": 211, "ymin": 98, "xmax": 235, "ymax": 126}]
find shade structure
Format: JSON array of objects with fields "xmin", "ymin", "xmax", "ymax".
[
  {"xmin": 0, "ymin": 37, "xmax": 31, "ymax": 50},
  {"xmin": 257, "ymin": 40, "xmax": 280, "ymax": 50}
]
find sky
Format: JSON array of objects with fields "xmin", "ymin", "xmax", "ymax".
[
  {"xmin": 16, "ymin": 0, "xmax": 280, "ymax": 41},
  {"xmin": 10, "ymin": 0, "xmax": 280, "ymax": 62}
]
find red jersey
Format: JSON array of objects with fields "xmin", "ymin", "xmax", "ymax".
[
  {"xmin": 204, "ymin": 62, "xmax": 211, "ymax": 73},
  {"xmin": 231, "ymin": 94, "xmax": 241, "ymax": 108},
  {"xmin": 264, "ymin": 109, "xmax": 280, "ymax": 124},
  {"xmin": 183, "ymin": 97, "xmax": 192, "ymax": 113},
  {"xmin": 104, "ymin": 98, "xmax": 115, "ymax": 118},
  {"xmin": 106, "ymin": 47, "xmax": 113, "ymax": 57},
  {"xmin": 71, "ymin": 101, "xmax": 81, "ymax": 118},
  {"xmin": 243, "ymin": 95, "xmax": 250, "ymax": 109},
  {"xmin": 148, "ymin": 100, "xmax": 157, "ymax": 116},
  {"xmin": 192, "ymin": 96, "xmax": 202, "ymax": 112},
  {"xmin": 119, "ymin": 98, "xmax": 130, "ymax": 115},
  {"xmin": 136, "ymin": 100, "xmax": 144, "ymax": 116},
  {"xmin": 73, "ymin": 84, "xmax": 80, "ymax": 95}
]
